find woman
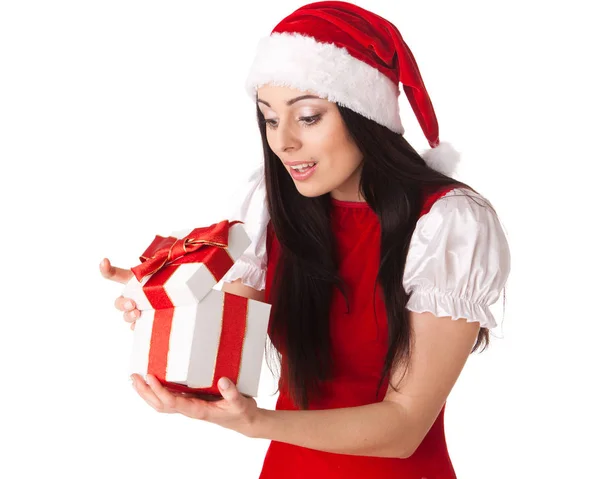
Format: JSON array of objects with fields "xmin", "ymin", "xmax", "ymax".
[{"xmin": 100, "ymin": 2, "xmax": 511, "ymax": 477}]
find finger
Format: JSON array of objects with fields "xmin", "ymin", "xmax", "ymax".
[
  {"xmin": 146, "ymin": 375, "xmax": 202, "ymax": 418},
  {"xmin": 146, "ymin": 375, "xmax": 178, "ymax": 409},
  {"xmin": 154, "ymin": 379, "xmax": 212, "ymax": 400},
  {"xmin": 116, "ymin": 298, "xmax": 139, "ymax": 322},
  {"xmin": 122, "ymin": 306, "xmax": 140, "ymax": 323},
  {"xmin": 115, "ymin": 296, "xmax": 137, "ymax": 312},
  {"xmin": 131, "ymin": 374, "xmax": 164, "ymax": 411},
  {"xmin": 171, "ymin": 389, "xmax": 222, "ymax": 402},
  {"xmin": 130, "ymin": 321, "xmax": 136, "ymax": 331},
  {"xmin": 218, "ymin": 377, "xmax": 244, "ymax": 411},
  {"xmin": 100, "ymin": 258, "xmax": 133, "ymax": 284},
  {"xmin": 170, "ymin": 391, "xmax": 195, "ymax": 397},
  {"xmin": 163, "ymin": 386, "xmax": 198, "ymax": 398}
]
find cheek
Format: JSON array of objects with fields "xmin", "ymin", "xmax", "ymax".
[
  {"xmin": 326, "ymin": 139, "xmax": 361, "ymax": 170},
  {"xmin": 311, "ymin": 128, "xmax": 347, "ymax": 159}
]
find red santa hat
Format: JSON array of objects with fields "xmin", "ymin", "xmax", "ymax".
[{"xmin": 244, "ymin": 0, "xmax": 460, "ymax": 177}]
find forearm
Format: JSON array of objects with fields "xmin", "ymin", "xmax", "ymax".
[
  {"xmin": 251, "ymin": 400, "xmax": 412, "ymax": 459},
  {"xmin": 221, "ymin": 278, "xmax": 265, "ymax": 302}
]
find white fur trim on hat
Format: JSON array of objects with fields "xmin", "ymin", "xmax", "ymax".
[{"xmin": 245, "ymin": 32, "xmax": 405, "ymax": 135}]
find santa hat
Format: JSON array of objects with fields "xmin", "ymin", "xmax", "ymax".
[{"xmin": 244, "ymin": 1, "xmax": 460, "ymax": 177}]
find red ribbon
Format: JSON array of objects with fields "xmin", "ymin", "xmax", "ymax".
[{"xmin": 131, "ymin": 220, "xmax": 244, "ymax": 283}]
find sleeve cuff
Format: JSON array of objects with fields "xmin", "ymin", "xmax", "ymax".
[
  {"xmin": 221, "ymin": 258, "xmax": 266, "ymax": 291},
  {"xmin": 406, "ymin": 288, "xmax": 497, "ymax": 329}
]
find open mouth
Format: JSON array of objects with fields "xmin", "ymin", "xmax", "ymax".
[
  {"xmin": 289, "ymin": 162, "xmax": 318, "ymax": 180},
  {"xmin": 290, "ymin": 162, "xmax": 317, "ymax": 173}
]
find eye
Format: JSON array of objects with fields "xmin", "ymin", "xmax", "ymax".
[
  {"xmin": 299, "ymin": 115, "xmax": 322, "ymax": 127},
  {"xmin": 260, "ymin": 114, "xmax": 322, "ymax": 129}
]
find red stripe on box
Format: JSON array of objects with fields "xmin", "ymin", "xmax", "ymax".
[
  {"xmin": 213, "ymin": 293, "xmax": 248, "ymax": 388},
  {"xmin": 144, "ymin": 265, "xmax": 179, "ymax": 309},
  {"xmin": 147, "ymin": 308, "xmax": 175, "ymax": 380},
  {"xmin": 145, "ymin": 266, "xmax": 178, "ymax": 379}
]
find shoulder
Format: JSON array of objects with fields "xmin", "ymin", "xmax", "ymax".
[
  {"xmin": 404, "ymin": 186, "xmax": 511, "ymax": 329},
  {"xmin": 418, "ymin": 186, "xmax": 505, "ymax": 238},
  {"xmin": 422, "ymin": 184, "xmax": 494, "ymax": 216}
]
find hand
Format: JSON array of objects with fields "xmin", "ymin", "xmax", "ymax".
[
  {"xmin": 99, "ymin": 257, "xmax": 140, "ymax": 330},
  {"xmin": 101, "ymin": 258, "xmax": 202, "ymax": 403},
  {"xmin": 131, "ymin": 373, "xmax": 261, "ymax": 438}
]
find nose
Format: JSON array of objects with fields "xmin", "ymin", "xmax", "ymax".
[{"xmin": 272, "ymin": 122, "xmax": 300, "ymax": 154}]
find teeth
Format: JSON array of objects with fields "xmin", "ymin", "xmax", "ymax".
[{"xmin": 291, "ymin": 162, "xmax": 316, "ymax": 170}]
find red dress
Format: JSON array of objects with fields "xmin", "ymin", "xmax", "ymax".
[{"xmin": 259, "ymin": 185, "xmax": 460, "ymax": 479}]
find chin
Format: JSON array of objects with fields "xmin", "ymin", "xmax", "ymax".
[{"xmin": 294, "ymin": 183, "xmax": 328, "ymax": 198}]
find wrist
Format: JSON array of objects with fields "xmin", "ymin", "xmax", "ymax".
[{"xmin": 247, "ymin": 407, "xmax": 268, "ymax": 439}]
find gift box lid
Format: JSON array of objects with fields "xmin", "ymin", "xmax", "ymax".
[{"xmin": 121, "ymin": 222, "xmax": 251, "ymax": 310}]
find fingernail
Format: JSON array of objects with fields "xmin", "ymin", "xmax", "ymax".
[
  {"xmin": 219, "ymin": 378, "xmax": 230, "ymax": 390},
  {"xmin": 125, "ymin": 301, "xmax": 133, "ymax": 310},
  {"xmin": 129, "ymin": 311, "xmax": 136, "ymax": 319}
]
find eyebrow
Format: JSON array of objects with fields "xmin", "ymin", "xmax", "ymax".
[{"xmin": 256, "ymin": 95, "xmax": 322, "ymax": 108}]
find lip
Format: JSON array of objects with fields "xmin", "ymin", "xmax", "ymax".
[
  {"xmin": 284, "ymin": 160, "xmax": 317, "ymax": 166},
  {"xmin": 289, "ymin": 162, "xmax": 318, "ymax": 181}
]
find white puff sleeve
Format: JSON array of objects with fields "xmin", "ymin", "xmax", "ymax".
[
  {"xmin": 403, "ymin": 188, "xmax": 511, "ymax": 329},
  {"xmin": 219, "ymin": 164, "xmax": 270, "ymax": 291}
]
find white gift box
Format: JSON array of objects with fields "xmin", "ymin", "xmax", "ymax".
[
  {"xmin": 129, "ymin": 289, "xmax": 271, "ymax": 397},
  {"xmin": 122, "ymin": 221, "xmax": 271, "ymax": 397}
]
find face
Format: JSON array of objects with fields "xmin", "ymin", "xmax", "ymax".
[{"xmin": 256, "ymin": 84, "xmax": 365, "ymax": 202}]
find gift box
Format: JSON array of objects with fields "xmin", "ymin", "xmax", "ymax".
[{"xmin": 123, "ymin": 220, "xmax": 272, "ymax": 398}]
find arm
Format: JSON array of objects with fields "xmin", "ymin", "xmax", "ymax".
[
  {"xmin": 253, "ymin": 399, "xmax": 410, "ymax": 458},
  {"xmin": 221, "ymin": 277, "xmax": 265, "ymax": 303},
  {"xmin": 220, "ymin": 278, "xmax": 409, "ymax": 457},
  {"xmin": 250, "ymin": 310, "xmax": 481, "ymax": 459}
]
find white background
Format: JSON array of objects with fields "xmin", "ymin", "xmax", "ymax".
[{"xmin": 1, "ymin": 1, "xmax": 598, "ymax": 477}]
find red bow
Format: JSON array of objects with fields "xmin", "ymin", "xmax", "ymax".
[{"xmin": 131, "ymin": 220, "xmax": 243, "ymax": 282}]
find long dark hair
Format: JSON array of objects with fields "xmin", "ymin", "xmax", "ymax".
[{"xmin": 257, "ymin": 100, "xmax": 502, "ymax": 410}]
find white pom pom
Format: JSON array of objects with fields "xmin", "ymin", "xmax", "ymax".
[{"xmin": 421, "ymin": 141, "xmax": 461, "ymax": 177}]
